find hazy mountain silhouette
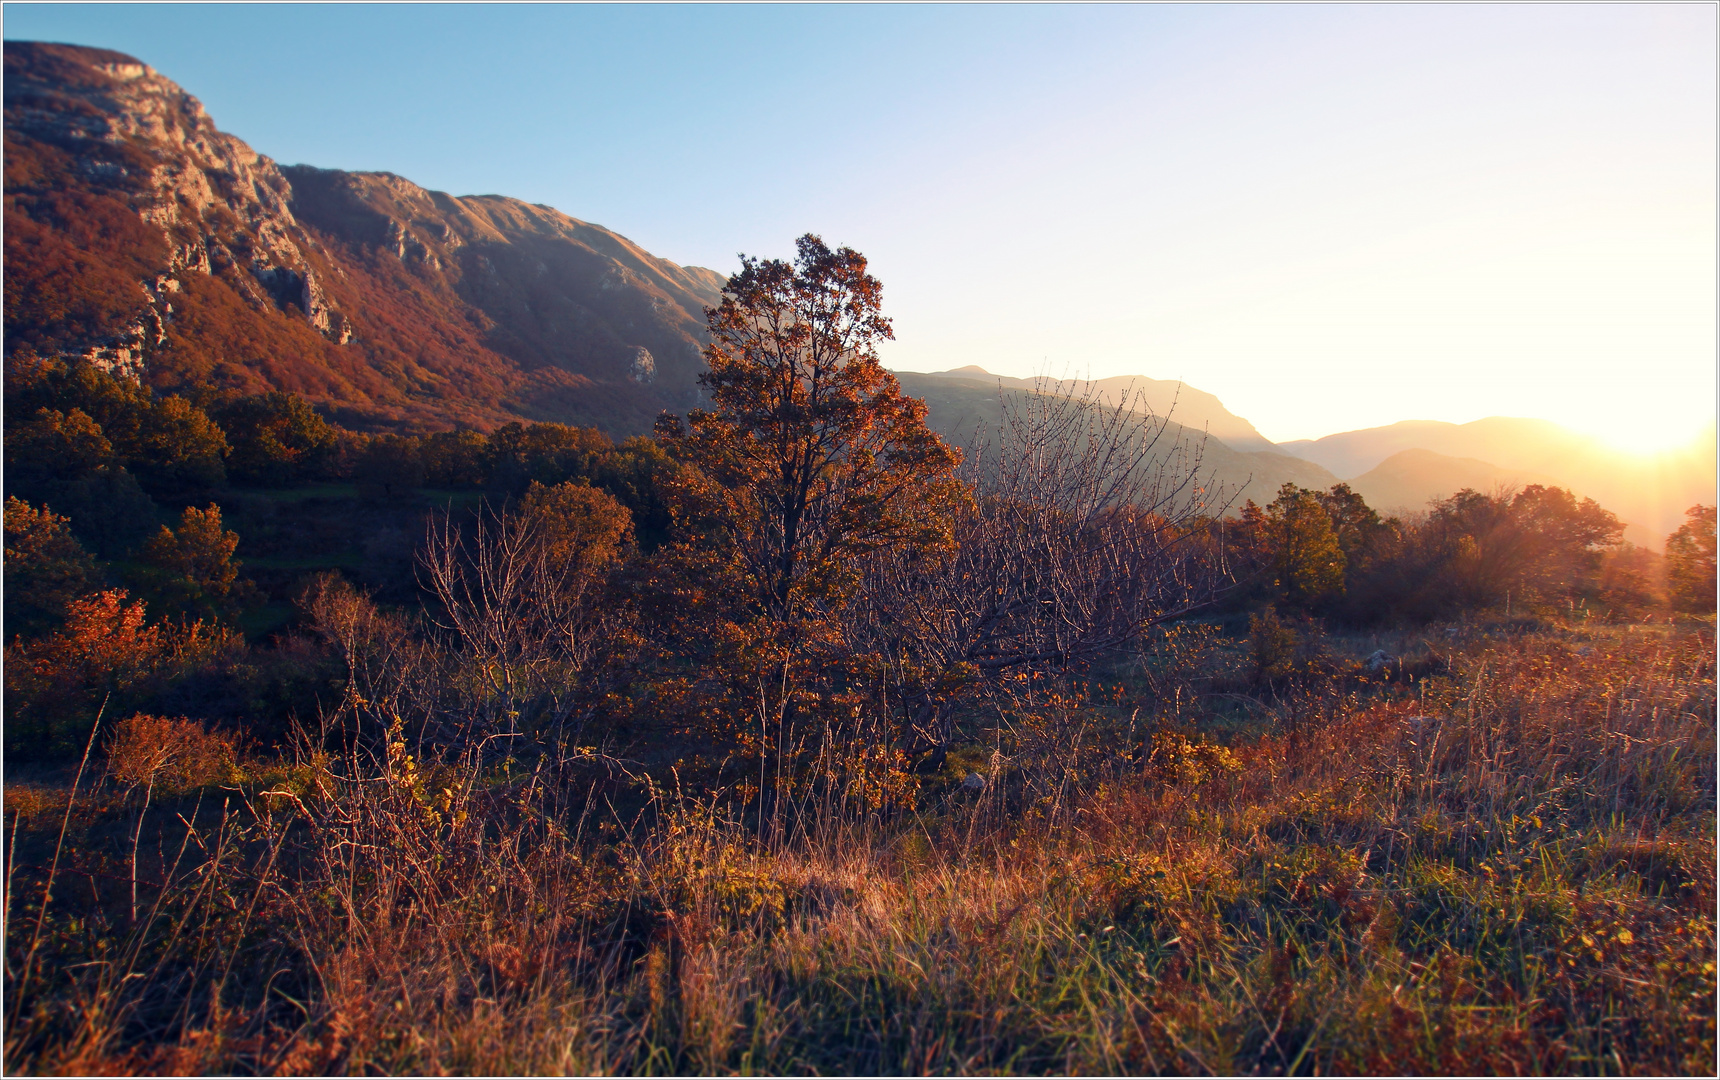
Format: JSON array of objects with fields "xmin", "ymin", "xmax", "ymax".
[
  {"xmin": 913, "ymin": 367, "xmax": 1279, "ymax": 453},
  {"xmin": 1281, "ymin": 418, "xmax": 1716, "ymax": 545},
  {"xmin": 892, "ymin": 370, "xmax": 1341, "ymax": 511}
]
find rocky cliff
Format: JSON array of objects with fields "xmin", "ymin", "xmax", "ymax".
[{"xmin": 4, "ymin": 41, "xmax": 725, "ymax": 434}]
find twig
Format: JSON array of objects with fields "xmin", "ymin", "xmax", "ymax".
[{"xmin": 14, "ymin": 693, "xmax": 109, "ymax": 1020}]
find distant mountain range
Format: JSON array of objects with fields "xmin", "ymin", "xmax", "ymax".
[
  {"xmin": 1278, "ymin": 416, "xmax": 1716, "ymax": 546},
  {"xmin": 901, "ymin": 368, "xmax": 1714, "ymax": 546},
  {"xmin": 5, "ymin": 42, "xmax": 1712, "ymax": 544},
  {"xmin": 891, "ymin": 369, "xmax": 1340, "ymax": 511}
]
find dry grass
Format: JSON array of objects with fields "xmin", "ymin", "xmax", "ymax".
[{"xmin": 4, "ymin": 621, "xmax": 1713, "ymax": 1075}]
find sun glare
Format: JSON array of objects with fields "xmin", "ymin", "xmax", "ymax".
[{"xmin": 1581, "ymin": 418, "xmax": 1716, "ymax": 460}]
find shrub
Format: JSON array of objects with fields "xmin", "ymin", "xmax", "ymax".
[
  {"xmin": 3, "ymin": 589, "xmax": 235, "ymax": 757},
  {"xmin": 214, "ymin": 390, "xmax": 338, "ymax": 486},
  {"xmin": 105, "ymin": 713, "xmax": 236, "ymax": 795}
]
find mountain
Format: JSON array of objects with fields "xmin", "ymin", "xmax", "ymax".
[
  {"xmin": 1345, "ymin": 448, "xmax": 1567, "ymax": 516},
  {"xmin": 4, "ymin": 41, "xmax": 724, "ymax": 434},
  {"xmin": 8, "ymin": 42, "xmax": 1708, "ymax": 536},
  {"xmin": 914, "ymin": 367, "xmax": 1278, "ymax": 453},
  {"xmin": 1276, "ymin": 416, "xmax": 1595, "ymax": 479},
  {"xmin": 1278, "ymin": 415, "xmax": 1716, "ymax": 545},
  {"xmin": 891, "ymin": 370, "xmax": 1341, "ymax": 511}
]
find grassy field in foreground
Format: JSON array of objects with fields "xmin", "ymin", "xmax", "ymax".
[{"xmin": 3, "ymin": 620, "xmax": 1714, "ymax": 1075}]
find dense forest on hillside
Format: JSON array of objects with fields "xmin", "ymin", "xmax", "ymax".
[{"xmin": 4, "ymin": 238, "xmax": 1716, "ymax": 1074}]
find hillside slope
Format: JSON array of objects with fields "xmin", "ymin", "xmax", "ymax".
[
  {"xmin": 3, "ymin": 41, "xmax": 723, "ymax": 434},
  {"xmin": 1347, "ymin": 448, "xmax": 1566, "ymax": 514},
  {"xmin": 892, "ymin": 371, "xmax": 1341, "ymax": 511},
  {"xmin": 914, "ymin": 367, "xmax": 1278, "ymax": 453}
]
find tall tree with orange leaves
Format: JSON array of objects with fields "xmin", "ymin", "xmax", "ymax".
[{"xmin": 651, "ymin": 235, "xmax": 963, "ymax": 800}]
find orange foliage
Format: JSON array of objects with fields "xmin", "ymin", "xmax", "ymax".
[
  {"xmin": 104, "ymin": 713, "xmax": 235, "ymax": 794},
  {"xmin": 4, "ymin": 589, "xmax": 234, "ymax": 756}
]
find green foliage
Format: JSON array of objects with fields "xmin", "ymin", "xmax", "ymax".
[
  {"xmin": 133, "ymin": 505, "xmax": 260, "ymax": 626},
  {"xmin": 1264, "ymin": 483, "xmax": 1347, "ymax": 610},
  {"xmin": 4, "ymin": 405, "xmax": 113, "ymax": 496},
  {"xmin": 1248, "ymin": 604, "xmax": 1299, "ymax": 683},
  {"xmin": 3, "ymin": 497, "xmax": 101, "ymax": 638},
  {"xmin": 3, "ymin": 355, "xmax": 226, "ymax": 500},
  {"xmin": 593, "ymin": 435, "xmax": 680, "ymax": 551},
  {"xmin": 353, "ymin": 434, "xmax": 425, "ymax": 501},
  {"xmin": 1314, "ymin": 481, "xmax": 1387, "ymax": 562},
  {"xmin": 418, "ymin": 428, "xmax": 489, "ymax": 488},
  {"xmin": 125, "ymin": 393, "xmax": 228, "ymax": 496},
  {"xmin": 211, "ymin": 390, "xmax": 337, "ymax": 486},
  {"xmin": 482, "ymin": 421, "xmax": 613, "ymax": 495},
  {"xmin": 1666, "ymin": 504, "xmax": 1716, "ymax": 614},
  {"xmin": 45, "ymin": 465, "xmax": 159, "ymax": 559}
]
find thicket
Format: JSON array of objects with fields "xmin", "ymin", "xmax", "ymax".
[{"xmin": 4, "ymin": 237, "xmax": 1714, "ymax": 1074}]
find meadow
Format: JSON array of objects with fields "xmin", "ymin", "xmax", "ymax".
[{"xmin": 4, "ymin": 617, "xmax": 1713, "ymax": 1075}]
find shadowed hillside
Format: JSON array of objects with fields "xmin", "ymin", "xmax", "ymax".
[{"xmin": 894, "ymin": 369, "xmax": 1341, "ymax": 511}]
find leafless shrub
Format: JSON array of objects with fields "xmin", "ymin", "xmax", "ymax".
[
  {"xmin": 105, "ymin": 713, "xmax": 234, "ymax": 795},
  {"xmin": 419, "ymin": 494, "xmax": 630, "ymax": 747},
  {"xmin": 852, "ymin": 380, "xmax": 1233, "ymax": 763},
  {"xmin": 300, "ymin": 572, "xmax": 441, "ymax": 748}
]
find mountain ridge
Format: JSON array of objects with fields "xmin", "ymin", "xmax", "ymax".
[{"xmin": 4, "ymin": 40, "xmax": 723, "ymax": 434}]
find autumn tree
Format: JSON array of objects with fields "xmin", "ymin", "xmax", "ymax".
[
  {"xmin": 651, "ymin": 234, "xmax": 962, "ymax": 794},
  {"xmin": 134, "ymin": 505, "xmax": 259, "ymax": 626},
  {"xmin": 518, "ymin": 479, "xmax": 635, "ymax": 577},
  {"xmin": 1242, "ymin": 483, "xmax": 1346, "ymax": 612},
  {"xmin": 3, "ymin": 497, "xmax": 100, "ymax": 638},
  {"xmin": 1666, "ymin": 504, "xmax": 1716, "ymax": 613},
  {"xmin": 213, "ymin": 390, "xmax": 338, "ymax": 485}
]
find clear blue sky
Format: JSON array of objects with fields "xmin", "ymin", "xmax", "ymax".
[{"xmin": 5, "ymin": 3, "xmax": 1714, "ymax": 446}]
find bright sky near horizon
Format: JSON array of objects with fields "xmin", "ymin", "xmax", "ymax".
[{"xmin": 4, "ymin": 3, "xmax": 1715, "ymax": 448}]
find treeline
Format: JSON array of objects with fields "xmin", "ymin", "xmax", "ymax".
[
  {"xmin": 1221, "ymin": 479, "xmax": 1710, "ymax": 626},
  {"xmin": 4, "ymin": 350, "xmax": 679, "ymax": 548}
]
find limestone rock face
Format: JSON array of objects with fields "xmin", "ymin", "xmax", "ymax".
[{"xmin": 5, "ymin": 41, "xmax": 728, "ymax": 435}]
